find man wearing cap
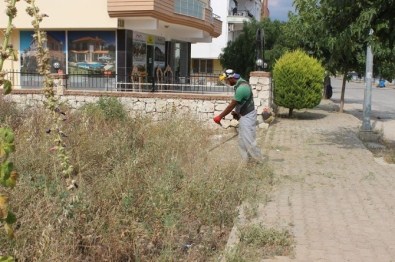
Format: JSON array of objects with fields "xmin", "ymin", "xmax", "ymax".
[{"xmin": 214, "ymin": 69, "xmax": 264, "ymax": 163}]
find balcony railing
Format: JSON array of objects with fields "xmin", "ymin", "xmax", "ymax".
[
  {"xmin": 174, "ymin": 0, "xmax": 205, "ymax": 19},
  {"xmin": 107, "ymin": 0, "xmax": 221, "ymax": 38}
]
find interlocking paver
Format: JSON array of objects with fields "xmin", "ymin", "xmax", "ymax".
[{"xmin": 259, "ymin": 101, "xmax": 395, "ymax": 261}]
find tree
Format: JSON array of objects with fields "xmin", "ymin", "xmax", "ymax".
[
  {"xmin": 292, "ymin": 0, "xmax": 395, "ymax": 112},
  {"xmin": 322, "ymin": 0, "xmax": 395, "ymax": 48},
  {"xmin": 219, "ymin": 20, "xmax": 259, "ymax": 79},
  {"xmin": 374, "ymin": 45, "xmax": 395, "ymax": 82},
  {"xmin": 273, "ymin": 50, "xmax": 325, "ymax": 117},
  {"xmin": 291, "ymin": 0, "xmax": 363, "ymax": 112},
  {"xmin": 220, "ymin": 18, "xmax": 296, "ymax": 77},
  {"xmin": 260, "ymin": 18, "xmax": 292, "ymax": 71}
]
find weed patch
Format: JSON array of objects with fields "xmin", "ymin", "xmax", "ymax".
[
  {"xmin": 0, "ymin": 101, "xmax": 274, "ymax": 261},
  {"xmin": 0, "ymin": 95, "xmax": 22, "ymax": 129},
  {"xmin": 227, "ymin": 224, "xmax": 294, "ymax": 261},
  {"xmin": 363, "ymin": 140, "xmax": 395, "ymax": 164},
  {"xmin": 383, "ymin": 147, "xmax": 395, "ymax": 164}
]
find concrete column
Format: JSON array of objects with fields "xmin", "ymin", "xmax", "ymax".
[{"xmin": 249, "ymin": 71, "xmax": 273, "ymax": 129}]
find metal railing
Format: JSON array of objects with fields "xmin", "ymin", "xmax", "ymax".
[
  {"xmin": 66, "ymin": 73, "xmax": 116, "ymax": 91},
  {"xmin": 115, "ymin": 73, "xmax": 231, "ymax": 94},
  {"xmin": 4, "ymin": 71, "xmax": 233, "ymax": 95},
  {"xmin": 228, "ymin": 9, "xmax": 254, "ymax": 18},
  {"xmin": 4, "ymin": 71, "xmax": 45, "ymax": 89}
]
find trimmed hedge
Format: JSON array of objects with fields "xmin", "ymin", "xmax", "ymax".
[{"xmin": 273, "ymin": 50, "xmax": 325, "ymax": 116}]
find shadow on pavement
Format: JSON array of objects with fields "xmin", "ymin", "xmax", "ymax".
[
  {"xmin": 331, "ymin": 97, "xmax": 395, "ymax": 122},
  {"xmin": 276, "ymin": 111, "xmax": 327, "ymax": 120},
  {"xmin": 320, "ymin": 128, "xmax": 367, "ymax": 150}
]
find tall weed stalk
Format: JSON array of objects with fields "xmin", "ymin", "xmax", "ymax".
[
  {"xmin": 0, "ymin": 0, "xmax": 20, "ymax": 245},
  {"xmin": 25, "ymin": 0, "xmax": 74, "ymax": 182},
  {"xmin": 1, "ymin": 2, "xmax": 75, "ymax": 260}
]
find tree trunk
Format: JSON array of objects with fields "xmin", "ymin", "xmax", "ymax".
[
  {"xmin": 339, "ymin": 72, "xmax": 347, "ymax": 113},
  {"xmin": 288, "ymin": 108, "xmax": 293, "ymax": 117}
]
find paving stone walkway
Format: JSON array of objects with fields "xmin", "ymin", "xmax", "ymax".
[{"xmin": 258, "ymin": 101, "xmax": 395, "ymax": 262}]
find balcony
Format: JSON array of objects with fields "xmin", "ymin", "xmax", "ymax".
[
  {"xmin": 107, "ymin": 0, "xmax": 222, "ymax": 42},
  {"xmin": 227, "ymin": 9, "xmax": 253, "ymax": 30}
]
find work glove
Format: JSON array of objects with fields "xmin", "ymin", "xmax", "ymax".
[{"xmin": 213, "ymin": 115, "xmax": 222, "ymax": 124}]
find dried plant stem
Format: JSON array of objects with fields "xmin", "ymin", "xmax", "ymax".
[
  {"xmin": 0, "ymin": 0, "xmax": 18, "ymax": 89},
  {"xmin": 25, "ymin": 0, "xmax": 74, "ymax": 181}
]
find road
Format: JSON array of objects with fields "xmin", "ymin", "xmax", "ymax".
[{"xmin": 330, "ymin": 77, "xmax": 395, "ymax": 142}]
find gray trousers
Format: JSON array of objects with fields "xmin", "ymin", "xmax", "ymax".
[{"xmin": 238, "ymin": 110, "xmax": 263, "ymax": 162}]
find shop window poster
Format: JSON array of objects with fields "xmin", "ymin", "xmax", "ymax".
[
  {"xmin": 68, "ymin": 31, "xmax": 116, "ymax": 74},
  {"xmin": 20, "ymin": 31, "xmax": 66, "ymax": 73},
  {"xmin": 132, "ymin": 32, "xmax": 147, "ymax": 75}
]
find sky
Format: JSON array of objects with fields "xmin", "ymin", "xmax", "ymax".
[{"xmin": 268, "ymin": 0, "xmax": 295, "ymax": 22}]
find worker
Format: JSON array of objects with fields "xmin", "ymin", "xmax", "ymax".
[{"xmin": 213, "ymin": 69, "xmax": 265, "ymax": 164}]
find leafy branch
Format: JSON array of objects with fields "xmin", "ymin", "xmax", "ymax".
[{"xmin": 0, "ymin": 0, "xmax": 19, "ymax": 242}]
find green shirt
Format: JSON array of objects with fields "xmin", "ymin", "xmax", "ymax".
[{"xmin": 234, "ymin": 78, "xmax": 254, "ymax": 115}]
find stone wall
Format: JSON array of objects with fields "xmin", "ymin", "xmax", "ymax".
[{"xmin": 4, "ymin": 71, "xmax": 272, "ymax": 128}]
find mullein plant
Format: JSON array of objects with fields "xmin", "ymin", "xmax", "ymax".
[
  {"xmin": 25, "ymin": 1, "xmax": 79, "ymax": 226},
  {"xmin": 25, "ymin": 0, "xmax": 75, "ymax": 183},
  {"xmin": 1, "ymin": 0, "xmax": 76, "ymax": 248},
  {"xmin": 0, "ymin": 0, "xmax": 20, "ymax": 243}
]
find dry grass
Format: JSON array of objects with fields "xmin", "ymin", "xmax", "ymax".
[
  {"xmin": 0, "ymin": 94, "xmax": 22, "ymax": 130},
  {"xmin": 364, "ymin": 138, "xmax": 395, "ymax": 164},
  {"xmin": 0, "ymin": 97, "xmax": 274, "ymax": 261},
  {"xmin": 226, "ymin": 224, "xmax": 294, "ymax": 261},
  {"xmin": 382, "ymin": 140, "xmax": 395, "ymax": 164},
  {"xmin": 383, "ymin": 148, "xmax": 395, "ymax": 164}
]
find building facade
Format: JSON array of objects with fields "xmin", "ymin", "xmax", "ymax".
[
  {"xmin": 261, "ymin": 0, "xmax": 270, "ymax": 18},
  {"xmin": 191, "ymin": 0, "xmax": 265, "ymax": 74},
  {"xmin": 0, "ymin": 0, "xmax": 221, "ymax": 88}
]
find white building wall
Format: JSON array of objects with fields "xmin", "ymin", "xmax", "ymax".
[
  {"xmin": 0, "ymin": 0, "xmax": 117, "ymax": 29},
  {"xmin": 191, "ymin": 1, "xmax": 229, "ymax": 59},
  {"xmin": 191, "ymin": 0, "xmax": 261, "ymax": 60}
]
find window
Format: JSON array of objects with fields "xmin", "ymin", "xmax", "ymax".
[
  {"xmin": 192, "ymin": 59, "xmax": 213, "ymax": 74},
  {"xmin": 174, "ymin": 0, "xmax": 204, "ymax": 19}
]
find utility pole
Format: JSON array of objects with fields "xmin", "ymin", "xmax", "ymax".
[{"xmin": 361, "ymin": 29, "xmax": 373, "ymax": 131}]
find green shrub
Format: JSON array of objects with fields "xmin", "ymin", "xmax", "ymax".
[
  {"xmin": 81, "ymin": 97, "xmax": 127, "ymax": 121},
  {"xmin": 273, "ymin": 50, "xmax": 325, "ymax": 117}
]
